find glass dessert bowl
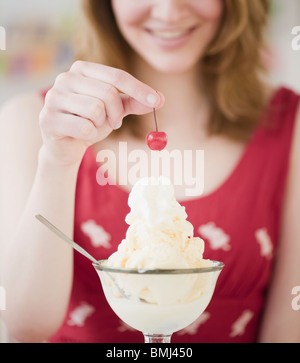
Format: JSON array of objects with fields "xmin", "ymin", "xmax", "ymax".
[{"xmin": 94, "ymin": 259, "xmax": 224, "ymax": 343}]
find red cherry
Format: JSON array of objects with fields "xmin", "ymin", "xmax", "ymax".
[
  {"xmin": 147, "ymin": 107, "xmax": 168, "ymax": 151},
  {"xmin": 147, "ymin": 131, "xmax": 168, "ymax": 151}
]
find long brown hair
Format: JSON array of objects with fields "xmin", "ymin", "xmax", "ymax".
[{"xmin": 75, "ymin": 0, "xmax": 271, "ymax": 141}]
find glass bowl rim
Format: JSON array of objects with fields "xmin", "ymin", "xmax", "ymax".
[{"xmin": 93, "ymin": 259, "xmax": 224, "ymax": 275}]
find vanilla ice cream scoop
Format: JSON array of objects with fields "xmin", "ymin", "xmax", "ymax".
[
  {"xmin": 125, "ymin": 176, "xmax": 187, "ymax": 230},
  {"xmin": 101, "ymin": 176, "xmax": 216, "ymax": 307},
  {"xmin": 107, "ymin": 176, "xmax": 212, "ymax": 271}
]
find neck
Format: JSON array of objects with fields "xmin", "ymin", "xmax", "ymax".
[{"xmin": 131, "ymin": 56, "xmax": 211, "ymax": 139}]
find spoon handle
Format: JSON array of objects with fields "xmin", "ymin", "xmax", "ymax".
[{"xmin": 35, "ymin": 214, "xmax": 99, "ymax": 265}]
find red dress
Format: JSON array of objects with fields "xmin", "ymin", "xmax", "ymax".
[{"xmin": 44, "ymin": 87, "xmax": 299, "ymax": 343}]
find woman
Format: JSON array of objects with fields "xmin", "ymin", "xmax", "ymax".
[{"xmin": 1, "ymin": 0, "xmax": 300, "ymax": 343}]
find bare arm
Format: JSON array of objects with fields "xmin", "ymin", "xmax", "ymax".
[
  {"xmin": 0, "ymin": 93, "xmax": 76, "ymax": 342},
  {"xmin": 0, "ymin": 61, "xmax": 164, "ymax": 342},
  {"xmin": 258, "ymin": 103, "xmax": 300, "ymax": 343}
]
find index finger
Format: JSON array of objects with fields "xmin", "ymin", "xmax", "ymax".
[{"xmin": 70, "ymin": 61, "xmax": 161, "ymax": 108}]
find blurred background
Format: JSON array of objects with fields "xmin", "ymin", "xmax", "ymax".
[
  {"xmin": 0, "ymin": 0, "xmax": 300, "ymax": 343},
  {"xmin": 0, "ymin": 0, "xmax": 80, "ymax": 104}
]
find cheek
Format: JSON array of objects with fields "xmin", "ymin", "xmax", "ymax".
[
  {"xmin": 111, "ymin": 0, "xmax": 149, "ymax": 28},
  {"xmin": 193, "ymin": 0, "xmax": 224, "ymax": 22}
]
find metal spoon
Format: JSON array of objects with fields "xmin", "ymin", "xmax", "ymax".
[
  {"xmin": 35, "ymin": 214, "xmax": 136, "ymax": 301},
  {"xmin": 35, "ymin": 214, "xmax": 99, "ymax": 265}
]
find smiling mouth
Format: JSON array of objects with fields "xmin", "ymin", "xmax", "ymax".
[{"xmin": 145, "ymin": 27, "xmax": 197, "ymax": 40}]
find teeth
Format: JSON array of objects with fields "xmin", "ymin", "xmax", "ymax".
[{"xmin": 151, "ymin": 30, "xmax": 189, "ymax": 39}]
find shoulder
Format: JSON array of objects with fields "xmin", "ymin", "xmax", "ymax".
[
  {"xmin": 282, "ymin": 87, "xmax": 300, "ymax": 209},
  {"xmin": 279, "ymin": 92, "xmax": 300, "ymax": 276},
  {"xmin": 284, "ymin": 85, "xmax": 300, "ymax": 163},
  {"xmin": 290, "ymin": 95, "xmax": 300, "ymax": 167},
  {"xmin": 0, "ymin": 90, "xmax": 44, "ymax": 123},
  {"xmin": 0, "ymin": 90, "xmax": 44, "ymax": 151},
  {"xmin": 258, "ymin": 93, "xmax": 300, "ymax": 342},
  {"xmin": 0, "ymin": 90, "xmax": 45, "ymax": 187}
]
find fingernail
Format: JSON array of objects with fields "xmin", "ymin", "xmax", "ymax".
[
  {"xmin": 147, "ymin": 93, "xmax": 159, "ymax": 106},
  {"xmin": 114, "ymin": 122, "xmax": 122, "ymax": 130}
]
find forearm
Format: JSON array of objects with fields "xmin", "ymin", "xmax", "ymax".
[{"xmin": 2, "ymin": 146, "xmax": 81, "ymax": 342}]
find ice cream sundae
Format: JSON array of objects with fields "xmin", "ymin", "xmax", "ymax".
[{"xmin": 94, "ymin": 176, "xmax": 223, "ymax": 341}]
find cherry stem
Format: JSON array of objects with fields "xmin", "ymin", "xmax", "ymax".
[{"xmin": 153, "ymin": 108, "xmax": 158, "ymax": 132}]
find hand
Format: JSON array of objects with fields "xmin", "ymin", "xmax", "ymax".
[{"xmin": 39, "ymin": 61, "xmax": 164, "ymax": 167}]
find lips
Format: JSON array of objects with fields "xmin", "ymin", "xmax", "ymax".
[
  {"xmin": 146, "ymin": 28, "xmax": 194, "ymax": 40},
  {"xmin": 145, "ymin": 26, "xmax": 196, "ymax": 39},
  {"xmin": 144, "ymin": 26, "xmax": 197, "ymax": 49}
]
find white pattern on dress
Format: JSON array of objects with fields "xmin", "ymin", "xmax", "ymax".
[
  {"xmin": 81, "ymin": 220, "xmax": 112, "ymax": 249},
  {"xmin": 198, "ymin": 222, "xmax": 231, "ymax": 251},
  {"xmin": 67, "ymin": 302, "xmax": 96, "ymax": 327},
  {"xmin": 229, "ymin": 310, "xmax": 254, "ymax": 338},
  {"xmin": 255, "ymin": 228, "xmax": 273, "ymax": 260},
  {"xmin": 177, "ymin": 312, "xmax": 211, "ymax": 335}
]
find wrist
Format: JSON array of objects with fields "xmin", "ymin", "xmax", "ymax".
[{"xmin": 38, "ymin": 145, "xmax": 82, "ymax": 175}]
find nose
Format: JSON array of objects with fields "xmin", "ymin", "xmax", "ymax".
[{"xmin": 151, "ymin": 0, "xmax": 190, "ymax": 23}]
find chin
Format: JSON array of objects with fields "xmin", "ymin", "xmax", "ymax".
[
  {"xmin": 148, "ymin": 57, "xmax": 200, "ymax": 75},
  {"xmin": 137, "ymin": 43, "xmax": 204, "ymax": 75}
]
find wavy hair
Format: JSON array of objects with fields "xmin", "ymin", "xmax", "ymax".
[{"xmin": 75, "ymin": 0, "xmax": 271, "ymax": 141}]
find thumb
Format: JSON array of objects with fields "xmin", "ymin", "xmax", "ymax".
[{"xmin": 121, "ymin": 91, "xmax": 165, "ymax": 117}]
